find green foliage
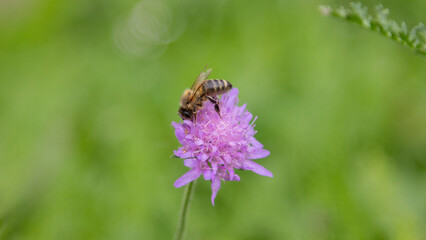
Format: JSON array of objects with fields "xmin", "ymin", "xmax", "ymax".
[{"xmin": 320, "ymin": 2, "xmax": 426, "ymax": 56}]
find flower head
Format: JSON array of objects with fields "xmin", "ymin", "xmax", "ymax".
[{"xmin": 172, "ymin": 88, "xmax": 272, "ymax": 205}]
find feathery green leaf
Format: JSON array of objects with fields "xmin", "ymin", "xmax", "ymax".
[{"xmin": 319, "ymin": 2, "xmax": 426, "ymax": 56}]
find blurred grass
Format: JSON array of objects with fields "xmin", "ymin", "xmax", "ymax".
[{"xmin": 0, "ymin": 0, "xmax": 425, "ymax": 239}]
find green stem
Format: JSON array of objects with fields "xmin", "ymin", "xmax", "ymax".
[{"xmin": 173, "ymin": 180, "xmax": 196, "ymax": 240}]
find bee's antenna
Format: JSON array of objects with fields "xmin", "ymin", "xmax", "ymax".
[{"xmin": 203, "ymin": 63, "xmax": 210, "ymax": 71}]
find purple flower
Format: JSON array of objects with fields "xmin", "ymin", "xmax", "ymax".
[{"xmin": 172, "ymin": 88, "xmax": 272, "ymax": 205}]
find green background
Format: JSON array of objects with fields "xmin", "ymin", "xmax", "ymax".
[{"xmin": 0, "ymin": 0, "xmax": 425, "ymax": 239}]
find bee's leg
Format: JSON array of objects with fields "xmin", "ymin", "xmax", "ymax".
[
  {"xmin": 207, "ymin": 96, "xmax": 221, "ymax": 117},
  {"xmin": 214, "ymin": 104, "xmax": 221, "ymax": 118}
]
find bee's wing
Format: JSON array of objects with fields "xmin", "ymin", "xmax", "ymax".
[
  {"xmin": 188, "ymin": 68, "xmax": 211, "ymax": 102},
  {"xmin": 190, "ymin": 68, "xmax": 211, "ymax": 91}
]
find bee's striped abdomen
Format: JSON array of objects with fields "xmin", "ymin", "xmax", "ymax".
[{"xmin": 203, "ymin": 79, "xmax": 232, "ymax": 96}]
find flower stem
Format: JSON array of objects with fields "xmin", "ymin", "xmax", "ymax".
[{"xmin": 173, "ymin": 180, "xmax": 196, "ymax": 240}]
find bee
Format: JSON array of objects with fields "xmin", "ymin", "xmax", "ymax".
[{"xmin": 179, "ymin": 68, "xmax": 232, "ymax": 121}]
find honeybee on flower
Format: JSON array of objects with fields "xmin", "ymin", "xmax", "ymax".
[{"xmin": 172, "ymin": 69, "xmax": 273, "ymax": 205}]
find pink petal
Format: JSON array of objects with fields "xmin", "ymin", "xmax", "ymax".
[
  {"xmin": 224, "ymin": 89, "xmax": 239, "ymax": 109},
  {"xmin": 184, "ymin": 135, "xmax": 193, "ymax": 140},
  {"xmin": 242, "ymin": 112, "xmax": 253, "ymax": 125},
  {"xmin": 222, "ymin": 154, "xmax": 231, "ymax": 163},
  {"xmin": 211, "ymin": 177, "xmax": 221, "ymax": 206},
  {"xmin": 195, "ymin": 139, "xmax": 204, "ymax": 145},
  {"xmin": 227, "ymin": 88, "xmax": 239, "ymax": 98},
  {"xmin": 248, "ymin": 149, "xmax": 270, "ymax": 159},
  {"xmin": 174, "ymin": 148, "xmax": 192, "ymax": 159},
  {"xmin": 172, "ymin": 121, "xmax": 182, "ymax": 130},
  {"xmin": 227, "ymin": 166, "xmax": 235, "ymax": 179},
  {"xmin": 203, "ymin": 169, "xmax": 212, "ymax": 180},
  {"xmin": 174, "ymin": 168, "xmax": 202, "ymax": 188},
  {"xmin": 211, "ymin": 161, "xmax": 218, "ymax": 175},
  {"xmin": 237, "ymin": 104, "xmax": 246, "ymax": 116},
  {"xmin": 211, "ymin": 146, "xmax": 218, "ymax": 153},
  {"xmin": 184, "ymin": 158, "xmax": 198, "ymax": 168},
  {"xmin": 197, "ymin": 152, "xmax": 209, "ymax": 161},
  {"xmin": 224, "ymin": 173, "xmax": 240, "ymax": 181},
  {"xmin": 249, "ymin": 137, "xmax": 264, "ymax": 148},
  {"xmin": 183, "ymin": 120, "xmax": 193, "ymax": 127},
  {"xmin": 243, "ymin": 160, "xmax": 273, "ymax": 177},
  {"xmin": 172, "ymin": 123, "xmax": 186, "ymax": 143}
]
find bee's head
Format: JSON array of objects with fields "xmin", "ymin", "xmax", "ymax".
[
  {"xmin": 178, "ymin": 107, "xmax": 193, "ymax": 120},
  {"xmin": 179, "ymin": 89, "xmax": 194, "ymax": 120}
]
